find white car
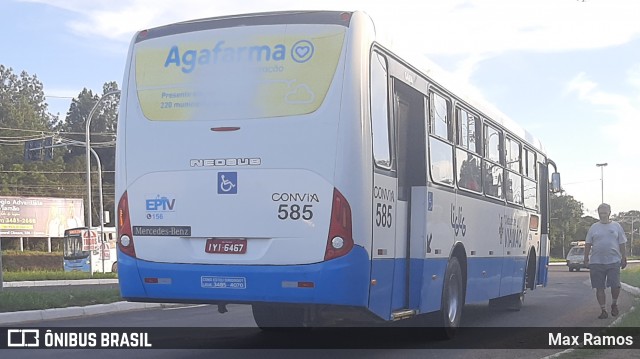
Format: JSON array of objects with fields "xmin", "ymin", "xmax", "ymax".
[{"xmin": 566, "ymin": 245, "xmax": 587, "ymax": 272}]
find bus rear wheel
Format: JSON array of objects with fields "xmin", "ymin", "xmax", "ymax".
[{"xmin": 437, "ymin": 257, "xmax": 463, "ymax": 339}]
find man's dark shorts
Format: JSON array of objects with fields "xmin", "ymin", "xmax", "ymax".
[{"xmin": 589, "ymin": 263, "xmax": 622, "ymax": 289}]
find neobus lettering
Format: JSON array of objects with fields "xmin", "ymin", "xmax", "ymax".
[
  {"xmin": 164, "ymin": 41, "xmax": 287, "ymax": 74},
  {"xmin": 190, "ymin": 158, "xmax": 261, "ymax": 167},
  {"xmin": 373, "ymin": 186, "xmax": 395, "ymax": 202}
]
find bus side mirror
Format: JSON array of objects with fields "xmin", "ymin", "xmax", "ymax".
[{"xmin": 551, "ymin": 172, "xmax": 561, "ymax": 193}]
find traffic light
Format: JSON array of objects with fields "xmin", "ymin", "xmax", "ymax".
[
  {"xmin": 23, "ymin": 139, "xmax": 43, "ymax": 162},
  {"xmin": 44, "ymin": 136, "xmax": 54, "ymax": 161}
]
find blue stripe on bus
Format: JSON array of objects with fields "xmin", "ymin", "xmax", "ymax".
[
  {"xmin": 119, "ymin": 246, "xmax": 542, "ymax": 320},
  {"xmin": 118, "ymin": 245, "xmax": 371, "ymax": 306},
  {"xmin": 417, "ymin": 258, "xmax": 447, "ymax": 313},
  {"xmin": 466, "ymin": 256, "xmax": 530, "ymax": 303},
  {"xmin": 537, "ymin": 255, "xmax": 550, "ymax": 286},
  {"xmin": 370, "ymin": 257, "xmax": 448, "ymax": 319},
  {"xmin": 370, "ymin": 256, "xmax": 532, "ymax": 319}
]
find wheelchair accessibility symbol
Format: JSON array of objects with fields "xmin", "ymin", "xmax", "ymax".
[{"xmin": 218, "ymin": 172, "xmax": 237, "ymax": 194}]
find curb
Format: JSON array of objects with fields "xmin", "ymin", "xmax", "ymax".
[
  {"xmin": 0, "ymin": 301, "xmax": 174, "ymax": 325},
  {"xmin": 548, "ymin": 259, "xmax": 640, "ymax": 267},
  {"xmin": 3, "ymin": 279, "xmax": 119, "ymax": 288},
  {"xmin": 622, "ymin": 282, "xmax": 640, "ymax": 296}
]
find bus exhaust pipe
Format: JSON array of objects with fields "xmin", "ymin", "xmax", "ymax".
[{"xmin": 217, "ymin": 304, "xmax": 228, "ymax": 314}]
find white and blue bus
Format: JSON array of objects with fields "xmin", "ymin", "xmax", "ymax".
[
  {"xmin": 115, "ymin": 10, "xmax": 561, "ymax": 335},
  {"xmin": 63, "ymin": 227, "xmax": 118, "ymax": 273}
]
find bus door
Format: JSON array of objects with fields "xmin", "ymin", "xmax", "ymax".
[
  {"xmin": 368, "ymin": 55, "xmax": 426, "ymax": 320},
  {"xmin": 391, "ymin": 79, "xmax": 427, "ymax": 315},
  {"xmin": 368, "ymin": 51, "xmax": 396, "ymax": 320}
]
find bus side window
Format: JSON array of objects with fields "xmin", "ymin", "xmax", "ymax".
[
  {"xmin": 428, "ymin": 91, "xmax": 454, "ymax": 186},
  {"xmin": 505, "ymin": 136, "xmax": 523, "ymax": 205},
  {"xmin": 523, "ymin": 148, "xmax": 538, "ymax": 210},
  {"xmin": 430, "ymin": 92, "xmax": 451, "ymax": 141},
  {"xmin": 483, "ymin": 123, "xmax": 504, "ymax": 199},
  {"xmin": 371, "ymin": 51, "xmax": 392, "ymax": 170},
  {"xmin": 455, "ymin": 108, "xmax": 482, "ymax": 192}
]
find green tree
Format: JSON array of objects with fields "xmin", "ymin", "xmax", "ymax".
[
  {"xmin": 0, "ymin": 65, "xmax": 61, "ymax": 196},
  {"xmin": 575, "ymin": 215, "xmax": 598, "ymax": 245},
  {"xmin": 549, "ymin": 192, "xmax": 584, "ymax": 258},
  {"xmin": 1, "ymin": 64, "xmax": 120, "ymax": 225},
  {"xmin": 613, "ymin": 210, "xmax": 640, "ymax": 257}
]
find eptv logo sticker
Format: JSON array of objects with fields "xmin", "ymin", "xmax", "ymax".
[{"xmin": 145, "ymin": 196, "xmax": 176, "ymax": 211}]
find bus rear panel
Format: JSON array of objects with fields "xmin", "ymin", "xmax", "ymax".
[{"xmin": 116, "ymin": 11, "xmax": 373, "ymax": 310}]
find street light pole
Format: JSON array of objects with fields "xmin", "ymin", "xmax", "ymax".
[
  {"xmin": 632, "ymin": 218, "xmax": 635, "ymax": 257},
  {"xmin": 86, "ymin": 90, "xmax": 120, "ymax": 275},
  {"xmin": 85, "ymin": 90, "xmax": 120, "ymax": 229},
  {"xmin": 595, "ymin": 163, "xmax": 608, "ymax": 204}
]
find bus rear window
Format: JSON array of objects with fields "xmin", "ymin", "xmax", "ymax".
[{"xmin": 133, "ymin": 25, "xmax": 346, "ymax": 121}]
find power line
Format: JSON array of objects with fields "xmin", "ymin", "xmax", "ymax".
[
  {"xmin": 562, "ymin": 179, "xmax": 601, "ymax": 185},
  {"xmin": 0, "ymin": 170, "xmax": 115, "ymax": 174},
  {"xmin": 44, "ymin": 95, "xmax": 74, "ymax": 99},
  {"xmin": 0, "ymin": 135, "xmax": 116, "ymax": 147},
  {"xmin": 0, "ymin": 126, "xmax": 116, "ymax": 137},
  {"xmin": 1, "ymin": 184, "xmax": 113, "ymax": 188}
]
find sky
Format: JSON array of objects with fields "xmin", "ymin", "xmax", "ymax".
[{"xmin": 1, "ymin": 0, "xmax": 639, "ymax": 217}]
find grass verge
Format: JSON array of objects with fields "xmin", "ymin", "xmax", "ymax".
[
  {"xmin": 620, "ymin": 265, "xmax": 640, "ymax": 288},
  {"xmin": 0, "ymin": 270, "xmax": 120, "ymax": 313},
  {"xmin": 0, "ymin": 288, "xmax": 121, "ymax": 313}
]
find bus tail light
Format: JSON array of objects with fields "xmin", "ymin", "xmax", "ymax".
[
  {"xmin": 117, "ymin": 191, "xmax": 136, "ymax": 258},
  {"xmin": 324, "ymin": 188, "xmax": 353, "ymax": 261}
]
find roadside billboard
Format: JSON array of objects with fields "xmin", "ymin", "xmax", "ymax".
[{"xmin": 0, "ymin": 196, "xmax": 84, "ymax": 237}]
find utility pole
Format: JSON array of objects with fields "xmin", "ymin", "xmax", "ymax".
[
  {"xmin": 632, "ymin": 218, "xmax": 635, "ymax": 257},
  {"xmin": 595, "ymin": 163, "xmax": 607, "ymax": 204}
]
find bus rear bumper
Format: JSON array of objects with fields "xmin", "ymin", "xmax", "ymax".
[{"xmin": 118, "ymin": 246, "xmax": 370, "ymax": 307}]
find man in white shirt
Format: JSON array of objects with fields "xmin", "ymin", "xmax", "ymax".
[{"xmin": 584, "ymin": 203, "xmax": 627, "ymax": 319}]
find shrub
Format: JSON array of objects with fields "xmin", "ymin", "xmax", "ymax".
[{"xmin": 1, "ymin": 251, "xmax": 63, "ymax": 271}]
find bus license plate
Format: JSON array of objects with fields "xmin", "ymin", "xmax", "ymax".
[{"xmin": 205, "ymin": 239, "xmax": 247, "ymax": 254}]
